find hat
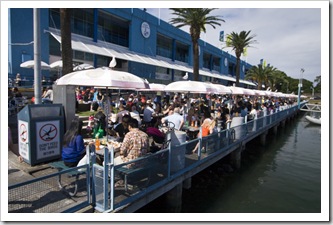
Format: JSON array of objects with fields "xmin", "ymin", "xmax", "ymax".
[{"xmin": 146, "ymin": 99, "xmax": 152, "ymax": 104}]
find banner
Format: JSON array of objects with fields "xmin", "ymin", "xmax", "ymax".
[{"xmin": 219, "ymin": 31, "xmax": 224, "ymax": 42}]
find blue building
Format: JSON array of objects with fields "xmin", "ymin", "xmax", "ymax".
[{"xmin": 8, "ymin": 8, "xmax": 255, "ymax": 88}]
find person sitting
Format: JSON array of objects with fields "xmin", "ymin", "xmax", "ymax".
[
  {"xmin": 93, "ymin": 107, "xmax": 106, "ymax": 138},
  {"xmin": 113, "ymin": 118, "xmax": 149, "ymax": 168},
  {"xmin": 130, "ymin": 105, "xmax": 142, "ymax": 126},
  {"xmin": 115, "ymin": 104, "xmax": 130, "ymax": 124},
  {"xmin": 192, "ymin": 118, "xmax": 216, "ymax": 154},
  {"xmin": 42, "ymin": 86, "xmax": 53, "ymax": 104},
  {"xmin": 61, "ymin": 118, "xmax": 87, "ymax": 167},
  {"xmin": 161, "ymin": 107, "xmax": 184, "ymax": 131},
  {"xmin": 142, "ymin": 100, "xmax": 155, "ymax": 127},
  {"xmin": 111, "ymin": 114, "xmax": 131, "ymax": 142}
]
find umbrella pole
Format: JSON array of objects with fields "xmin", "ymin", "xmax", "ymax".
[{"xmin": 105, "ymin": 87, "xmax": 110, "ymax": 142}]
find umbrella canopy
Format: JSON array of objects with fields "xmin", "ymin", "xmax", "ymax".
[
  {"xmin": 50, "ymin": 60, "xmax": 63, "ymax": 69},
  {"xmin": 228, "ymin": 86, "xmax": 246, "ymax": 95},
  {"xmin": 73, "ymin": 63, "xmax": 94, "ymax": 71},
  {"xmin": 212, "ymin": 84, "xmax": 232, "ymax": 95},
  {"xmin": 56, "ymin": 67, "xmax": 150, "ymax": 89},
  {"xmin": 164, "ymin": 80, "xmax": 218, "ymax": 94},
  {"xmin": 20, "ymin": 60, "xmax": 50, "ymax": 70},
  {"xmin": 140, "ymin": 83, "xmax": 166, "ymax": 92}
]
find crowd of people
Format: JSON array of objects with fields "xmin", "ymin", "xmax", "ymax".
[{"xmin": 61, "ymin": 86, "xmax": 298, "ymax": 169}]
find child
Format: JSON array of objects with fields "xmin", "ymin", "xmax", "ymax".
[{"xmin": 86, "ymin": 114, "xmax": 94, "ymax": 136}]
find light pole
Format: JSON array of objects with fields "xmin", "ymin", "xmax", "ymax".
[{"xmin": 297, "ymin": 68, "xmax": 304, "ymax": 109}]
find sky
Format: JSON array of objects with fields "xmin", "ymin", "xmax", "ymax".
[{"xmin": 146, "ymin": 5, "xmax": 325, "ymax": 84}]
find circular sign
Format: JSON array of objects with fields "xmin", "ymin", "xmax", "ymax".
[
  {"xmin": 39, "ymin": 124, "xmax": 57, "ymax": 141},
  {"xmin": 19, "ymin": 124, "xmax": 27, "ymax": 142},
  {"xmin": 224, "ymin": 58, "xmax": 228, "ymax": 67},
  {"xmin": 141, "ymin": 22, "xmax": 151, "ymax": 38}
]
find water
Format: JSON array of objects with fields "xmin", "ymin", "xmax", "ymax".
[{"xmin": 137, "ymin": 113, "xmax": 322, "ymax": 214}]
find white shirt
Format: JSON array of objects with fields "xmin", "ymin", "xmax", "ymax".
[{"xmin": 143, "ymin": 106, "xmax": 154, "ymax": 122}]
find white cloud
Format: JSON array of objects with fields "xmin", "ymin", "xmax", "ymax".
[{"xmin": 147, "ymin": 6, "xmax": 324, "ymax": 82}]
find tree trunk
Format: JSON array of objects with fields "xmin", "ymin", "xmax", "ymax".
[
  {"xmin": 192, "ymin": 40, "xmax": 200, "ymax": 81},
  {"xmin": 60, "ymin": 8, "xmax": 73, "ymax": 76},
  {"xmin": 235, "ymin": 57, "xmax": 240, "ymax": 87}
]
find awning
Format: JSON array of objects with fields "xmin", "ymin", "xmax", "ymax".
[{"xmin": 49, "ymin": 29, "xmax": 255, "ymax": 86}]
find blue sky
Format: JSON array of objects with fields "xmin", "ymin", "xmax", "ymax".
[{"xmin": 146, "ymin": 5, "xmax": 326, "ymax": 84}]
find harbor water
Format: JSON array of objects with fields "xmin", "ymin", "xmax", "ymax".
[{"xmin": 137, "ymin": 113, "xmax": 322, "ymax": 215}]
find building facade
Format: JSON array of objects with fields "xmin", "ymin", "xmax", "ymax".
[{"xmin": 8, "ymin": 8, "xmax": 255, "ymax": 87}]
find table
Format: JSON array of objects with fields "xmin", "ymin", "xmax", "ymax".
[{"xmin": 182, "ymin": 125, "xmax": 200, "ymax": 140}]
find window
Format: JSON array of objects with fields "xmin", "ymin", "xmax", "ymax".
[
  {"xmin": 203, "ymin": 53, "xmax": 211, "ymax": 69},
  {"xmin": 72, "ymin": 9, "xmax": 94, "ymax": 38},
  {"xmin": 156, "ymin": 34, "xmax": 172, "ymax": 59},
  {"xmin": 212, "ymin": 56, "xmax": 220, "ymax": 72},
  {"xmin": 175, "ymin": 41, "xmax": 189, "ymax": 63},
  {"xmin": 97, "ymin": 10, "xmax": 129, "ymax": 47}
]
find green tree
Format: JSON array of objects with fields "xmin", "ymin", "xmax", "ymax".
[
  {"xmin": 267, "ymin": 70, "xmax": 288, "ymax": 92},
  {"xmin": 314, "ymin": 75, "xmax": 321, "ymax": 93},
  {"xmin": 245, "ymin": 64, "xmax": 275, "ymax": 90},
  {"xmin": 60, "ymin": 8, "xmax": 73, "ymax": 76},
  {"xmin": 225, "ymin": 30, "xmax": 256, "ymax": 87},
  {"xmin": 169, "ymin": 8, "xmax": 224, "ymax": 81}
]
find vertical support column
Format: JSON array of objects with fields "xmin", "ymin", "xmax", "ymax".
[
  {"xmin": 273, "ymin": 125, "xmax": 278, "ymax": 135},
  {"xmin": 230, "ymin": 146, "xmax": 242, "ymax": 170},
  {"xmin": 281, "ymin": 120, "xmax": 286, "ymax": 128},
  {"xmin": 260, "ymin": 131, "xmax": 268, "ymax": 146},
  {"xmin": 183, "ymin": 177, "xmax": 192, "ymax": 190},
  {"xmin": 166, "ymin": 183, "xmax": 183, "ymax": 212}
]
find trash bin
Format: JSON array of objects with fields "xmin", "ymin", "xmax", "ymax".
[{"xmin": 17, "ymin": 104, "xmax": 65, "ymax": 166}]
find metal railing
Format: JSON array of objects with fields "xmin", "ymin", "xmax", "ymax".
[{"xmin": 8, "ymin": 102, "xmax": 306, "ymax": 213}]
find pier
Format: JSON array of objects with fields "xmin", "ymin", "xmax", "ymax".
[{"xmin": 8, "ymin": 102, "xmax": 306, "ymax": 213}]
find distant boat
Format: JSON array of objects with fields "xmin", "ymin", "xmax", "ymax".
[
  {"xmin": 305, "ymin": 115, "xmax": 321, "ymax": 125},
  {"xmin": 300, "ymin": 103, "xmax": 321, "ymax": 125}
]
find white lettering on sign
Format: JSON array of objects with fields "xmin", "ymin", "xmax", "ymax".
[{"xmin": 36, "ymin": 120, "xmax": 61, "ymax": 160}]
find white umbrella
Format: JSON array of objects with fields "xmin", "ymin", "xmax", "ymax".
[
  {"xmin": 73, "ymin": 63, "xmax": 94, "ymax": 71},
  {"xmin": 211, "ymin": 84, "xmax": 232, "ymax": 95},
  {"xmin": 164, "ymin": 80, "xmax": 218, "ymax": 94},
  {"xmin": 20, "ymin": 60, "xmax": 50, "ymax": 70},
  {"xmin": 140, "ymin": 83, "xmax": 166, "ymax": 92},
  {"xmin": 56, "ymin": 67, "xmax": 150, "ymax": 89},
  {"xmin": 228, "ymin": 86, "xmax": 246, "ymax": 95},
  {"xmin": 50, "ymin": 60, "xmax": 63, "ymax": 69}
]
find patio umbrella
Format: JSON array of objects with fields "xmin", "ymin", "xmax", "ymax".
[
  {"xmin": 20, "ymin": 60, "xmax": 50, "ymax": 70},
  {"xmin": 56, "ymin": 67, "xmax": 150, "ymax": 89},
  {"xmin": 164, "ymin": 80, "xmax": 218, "ymax": 94},
  {"xmin": 50, "ymin": 60, "xmax": 63, "ymax": 69},
  {"xmin": 228, "ymin": 86, "xmax": 246, "ymax": 95},
  {"xmin": 73, "ymin": 63, "xmax": 94, "ymax": 71},
  {"xmin": 140, "ymin": 83, "xmax": 166, "ymax": 92},
  {"xmin": 211, "ymin": 84, "xmax": 232, "ymax": 95}
]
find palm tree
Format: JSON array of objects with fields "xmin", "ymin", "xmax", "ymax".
[
  {"xmin": 60, "ymin": 8, "xmax": 73, "ymax": 76},
  {"xmin": 225, "ymin": 30, "xmax": 256, "ymax": 87},
  {"xmin": 245, "ymin": 64, "xmax": 274, "ymax": 90},
  {"xmin": 169, "ymin": 8, "xmax": 224, "ymax": 81},
  {"xmin": 267, "ymin": 70, "xmax": 288, "ymax": 92}
]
